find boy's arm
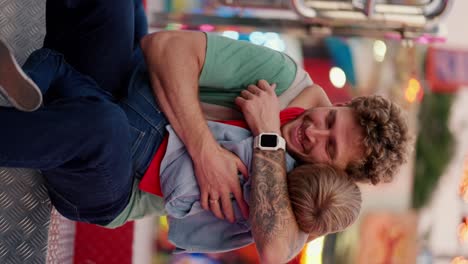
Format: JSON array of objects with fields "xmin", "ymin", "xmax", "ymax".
[{"xmin": 140, "ymin": 31, "xmax": 248, "ymax": 223}]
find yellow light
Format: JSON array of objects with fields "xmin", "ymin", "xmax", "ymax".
[
  {"xmin": 458, "ymin": 217, "xmax": 468, "ymax": 243},
  {"xmin": 165, "ymin": 23, "xmax": 182, "ymax": 30},
  {"xmin": 159, "ymin": 216, "xmax": 169, "ymax": 230},
  {"xmin": 300, "ymin": 236, "xmax": 325, "ymax": 264},
  {"xmin": 452, "ymin": 256, "xmax": 468, "ymax": 264},
  {"xmin": 459, "ymin": 156, "xmax": 468, "ymax": 202},
  {"xmin": 373, "ymin": 40, "xmax": 387, "ymax": 62},
  {"xmin": 405, "ymin": 78, "xmax": 422, "ymax": 103},
  {"xmin": 329, "ymin": 67, "xmax": 346, "ymax": 88}
]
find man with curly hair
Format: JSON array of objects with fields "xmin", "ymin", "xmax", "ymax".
[{"xmin": 280, "ymin": 94, "xmax": 409, "ymax": 185}]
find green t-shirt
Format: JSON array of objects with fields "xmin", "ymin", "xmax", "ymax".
[
  {"xmin": 199, "ymin": 33, "xmax": 297, "ymax": 109},
  {"xmin": 104, "ymin": 180, "xmax": 166, "ymax": 229}
]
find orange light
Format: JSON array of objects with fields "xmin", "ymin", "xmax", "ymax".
[
  {"xmin": 458, "ymin": 217, "xmax": 468, "ymax": 243},
  {"xmin": 405, "ymin": 78, "xmax": 423, "ymax": 103},
  {"xmin": 452, "ymin": 256, "xmax": 468, "ymax": 264},
  {"xmin": 459, "ymin": 156, "xmax": 468, "ymax": 202}
]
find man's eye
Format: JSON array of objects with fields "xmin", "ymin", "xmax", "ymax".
[
  {"xmin": 326, "ymin": 110, "xmax": 335, "ymax": 128},
  {"xmin": 328, "ymin": 139, "xmax": 335, "ymax": 160}
]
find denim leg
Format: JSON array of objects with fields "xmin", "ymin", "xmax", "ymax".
[
  {"xmin": 43, "ymin": 0, "xmax": 136, "ymax": 98},
  {"xmin": 0, "ymin": 97, "xmax": 133, "ymax": 224},
  {"xmin": 119, "ymin": 82, "xmax": 169, "ymax": 179},
  {"xmin": 22, "ymin": 48, "xmax": 113, "ymax": 104},
  {"xmin": 134, "ymin": 0, "xmax": 148, "ymax": 47}
]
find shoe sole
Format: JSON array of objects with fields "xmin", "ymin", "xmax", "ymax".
[{"xmin": 0, "ymin": 40, "xmax": 42, "ymax": 111}]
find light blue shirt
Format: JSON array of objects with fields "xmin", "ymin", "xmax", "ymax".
[{"xmin": 161, "ymin": 122, "xmax": 298, "ymax": 253}]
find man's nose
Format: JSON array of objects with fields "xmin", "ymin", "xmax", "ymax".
[{"xmin": 305, "ymin": 126, "xmax": 330, "ymax": 145}]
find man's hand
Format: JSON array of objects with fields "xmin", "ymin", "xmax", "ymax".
[
  {"xmin": 193, "ymin": 143, "xmax": 249, "ymax": 223},
  {"xmin": 235, "ymin": 80, "xmax": 281, "ymax": 136}
]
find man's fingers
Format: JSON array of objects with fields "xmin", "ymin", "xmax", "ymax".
[
  {"xmin": 232, "ymin": 187, "xmax": 250, "ymax": 220},
  {"xmin": 201, "ymin": 191, "xmax": 209, "ymax": 210},
  {"xmin": 220, "ymin": 195, "xmax": 235, "ymax": 223},
  {"xmin": 236, "ymin": 159, "xmax": 249, "ymax": 180},
  {"xmin": 209, "ymin": 197, "xmax": 224, "ymax": 220},
  {"xmin": 234, "ymin": 158, "xmax": 249, "ymax": 219}
]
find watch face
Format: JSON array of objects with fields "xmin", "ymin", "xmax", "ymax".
[{"xmin": 260, "ymin": 134, "xmax": 278, "ymax": 148}]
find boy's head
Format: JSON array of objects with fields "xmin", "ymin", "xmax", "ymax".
[
  {"xmin": 287, "ymin": 163, "xmax": 362, "ymax": 235},
  {"xmin": 282, "ymin": 95, "xmax": 409, "ymax": 185}
]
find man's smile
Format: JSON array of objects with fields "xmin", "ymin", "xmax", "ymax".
[{"xmin": 291, "ymin": 121, "xmax": 305, "ymax": 152}]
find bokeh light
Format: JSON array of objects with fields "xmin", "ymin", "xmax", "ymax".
[
  {"xmin": 404, "ymin": 77, "xmax": 423, "ymax": 103},
  {"xmin": 222, "ymin": 30, "xmax": 240, "ymax": 40},
  {"xmin": 165, "ymin": 23, "xmax": 183, "ymax": 30},
  {"xmin": 301, "ymin": 236, "xmax": 325, "ymax": 264},
  {"xmin": 373, "ymin": 40, "xmax": 387, "ymax": 62},
  {"xmin": 249, "ymin": 31, "xmax": 266, "ymax": 45},
  {"xmin": 452, "ymin": 256, "xmax": 468, "ymax": 264},
  {"xmin": 458, "ymin": 217, "xmax": 468, "ymax": 243},
  {"xmin": 264, "ymin": 32, "xmax": 280, "ymax": 41},
  {"xmin": 459, "ymin": 156, "xmax": 468, "ymax": 202},
  {"xmin": 159, "ymin": 216, "xmax": 169, "ymax": 230},
  {"xmin": 329, "ymin": 67, "xmax": 347, "ymax": 88},
  {"xmin": 264, "ymin": 38, "xmax": 286, "ymax": 52},
  {"xmin": 199, "ymin": 24, "xmax": 215, "ymax": 32}
]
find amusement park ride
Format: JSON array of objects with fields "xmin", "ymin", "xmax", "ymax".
[{"xmin": 218, "ymin": 0, "xmax": 450, "ymax": 42}]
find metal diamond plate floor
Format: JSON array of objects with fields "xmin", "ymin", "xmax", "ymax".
[{"xmin": 0, "ymin": 0, "xmax": 51, "ymax": 263}]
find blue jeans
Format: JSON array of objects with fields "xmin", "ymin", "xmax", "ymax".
[
  {"xmin": 0, "ymin": 0, "xmax": 166, "ymax": 225},
  {"xmin": 44, "ymin": 0, "xmax": 148, "ymax": 98}
]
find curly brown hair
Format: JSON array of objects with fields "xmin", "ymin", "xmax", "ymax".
[
  {"xmin": 346, "ymin": 95, "xmax": 409, "ymax": 185},
  {"xmin": 287, "ymin": 163, "xmax": 362, "ymax": 234}
]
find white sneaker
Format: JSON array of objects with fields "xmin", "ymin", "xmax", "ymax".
[{"xmin": 0, "ymin": 39, "xmax": 42, "ymax": 111}]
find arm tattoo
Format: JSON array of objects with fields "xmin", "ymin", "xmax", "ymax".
[{"xmin": 250, "ymin": 149, "xmax": 296, "ymax": 253}]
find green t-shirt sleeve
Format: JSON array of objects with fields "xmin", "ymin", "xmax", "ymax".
[{"xmin": 199, "ymin": 33, "xmax": 297, "ymax": 109}]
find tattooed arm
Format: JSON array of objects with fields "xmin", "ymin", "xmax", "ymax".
[
  {"xmin": 250, "ymin": 149, "xmax": 307, "ymax": 263},
  {"xmin": 235, "ymin": 80, "xmax": 308, "ymax": 263}
]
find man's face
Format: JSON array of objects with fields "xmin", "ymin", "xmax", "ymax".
[{"xmin": 281, "ymin": 106, "xmax": 364, "ymax": 169}]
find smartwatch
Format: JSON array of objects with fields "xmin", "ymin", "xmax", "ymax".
[{"xmin": 254, "ymin": 133, "xmax": 286, "ymax": 151}]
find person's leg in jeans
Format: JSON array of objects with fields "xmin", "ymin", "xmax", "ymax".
[
  {"xmin": 134, "ymin": 0, "xmax": 148, "ymax": 47},
  {"xmin": 0, "ymin": 48, "xmax": 134, "ymax": 225},
  {"xmin": 22, "ymin": 48, "xmax": 113, "ymax": 104},
  {"xmin": 43, "ymin": 0, "xmax": 136, "ymax": 98}
]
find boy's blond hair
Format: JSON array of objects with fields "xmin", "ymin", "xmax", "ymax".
[{"xmin": 287, "ymin": 164, "xmax": 362, "ymax": 235}]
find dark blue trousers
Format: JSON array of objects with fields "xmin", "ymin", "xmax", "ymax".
[
  {"xmin": 0, "ymin": 0, "xmax": 159, "ymax": 225},
  {"xmin": 44, "ymin": 0, "xmax": 148, "ymax": 98}
]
